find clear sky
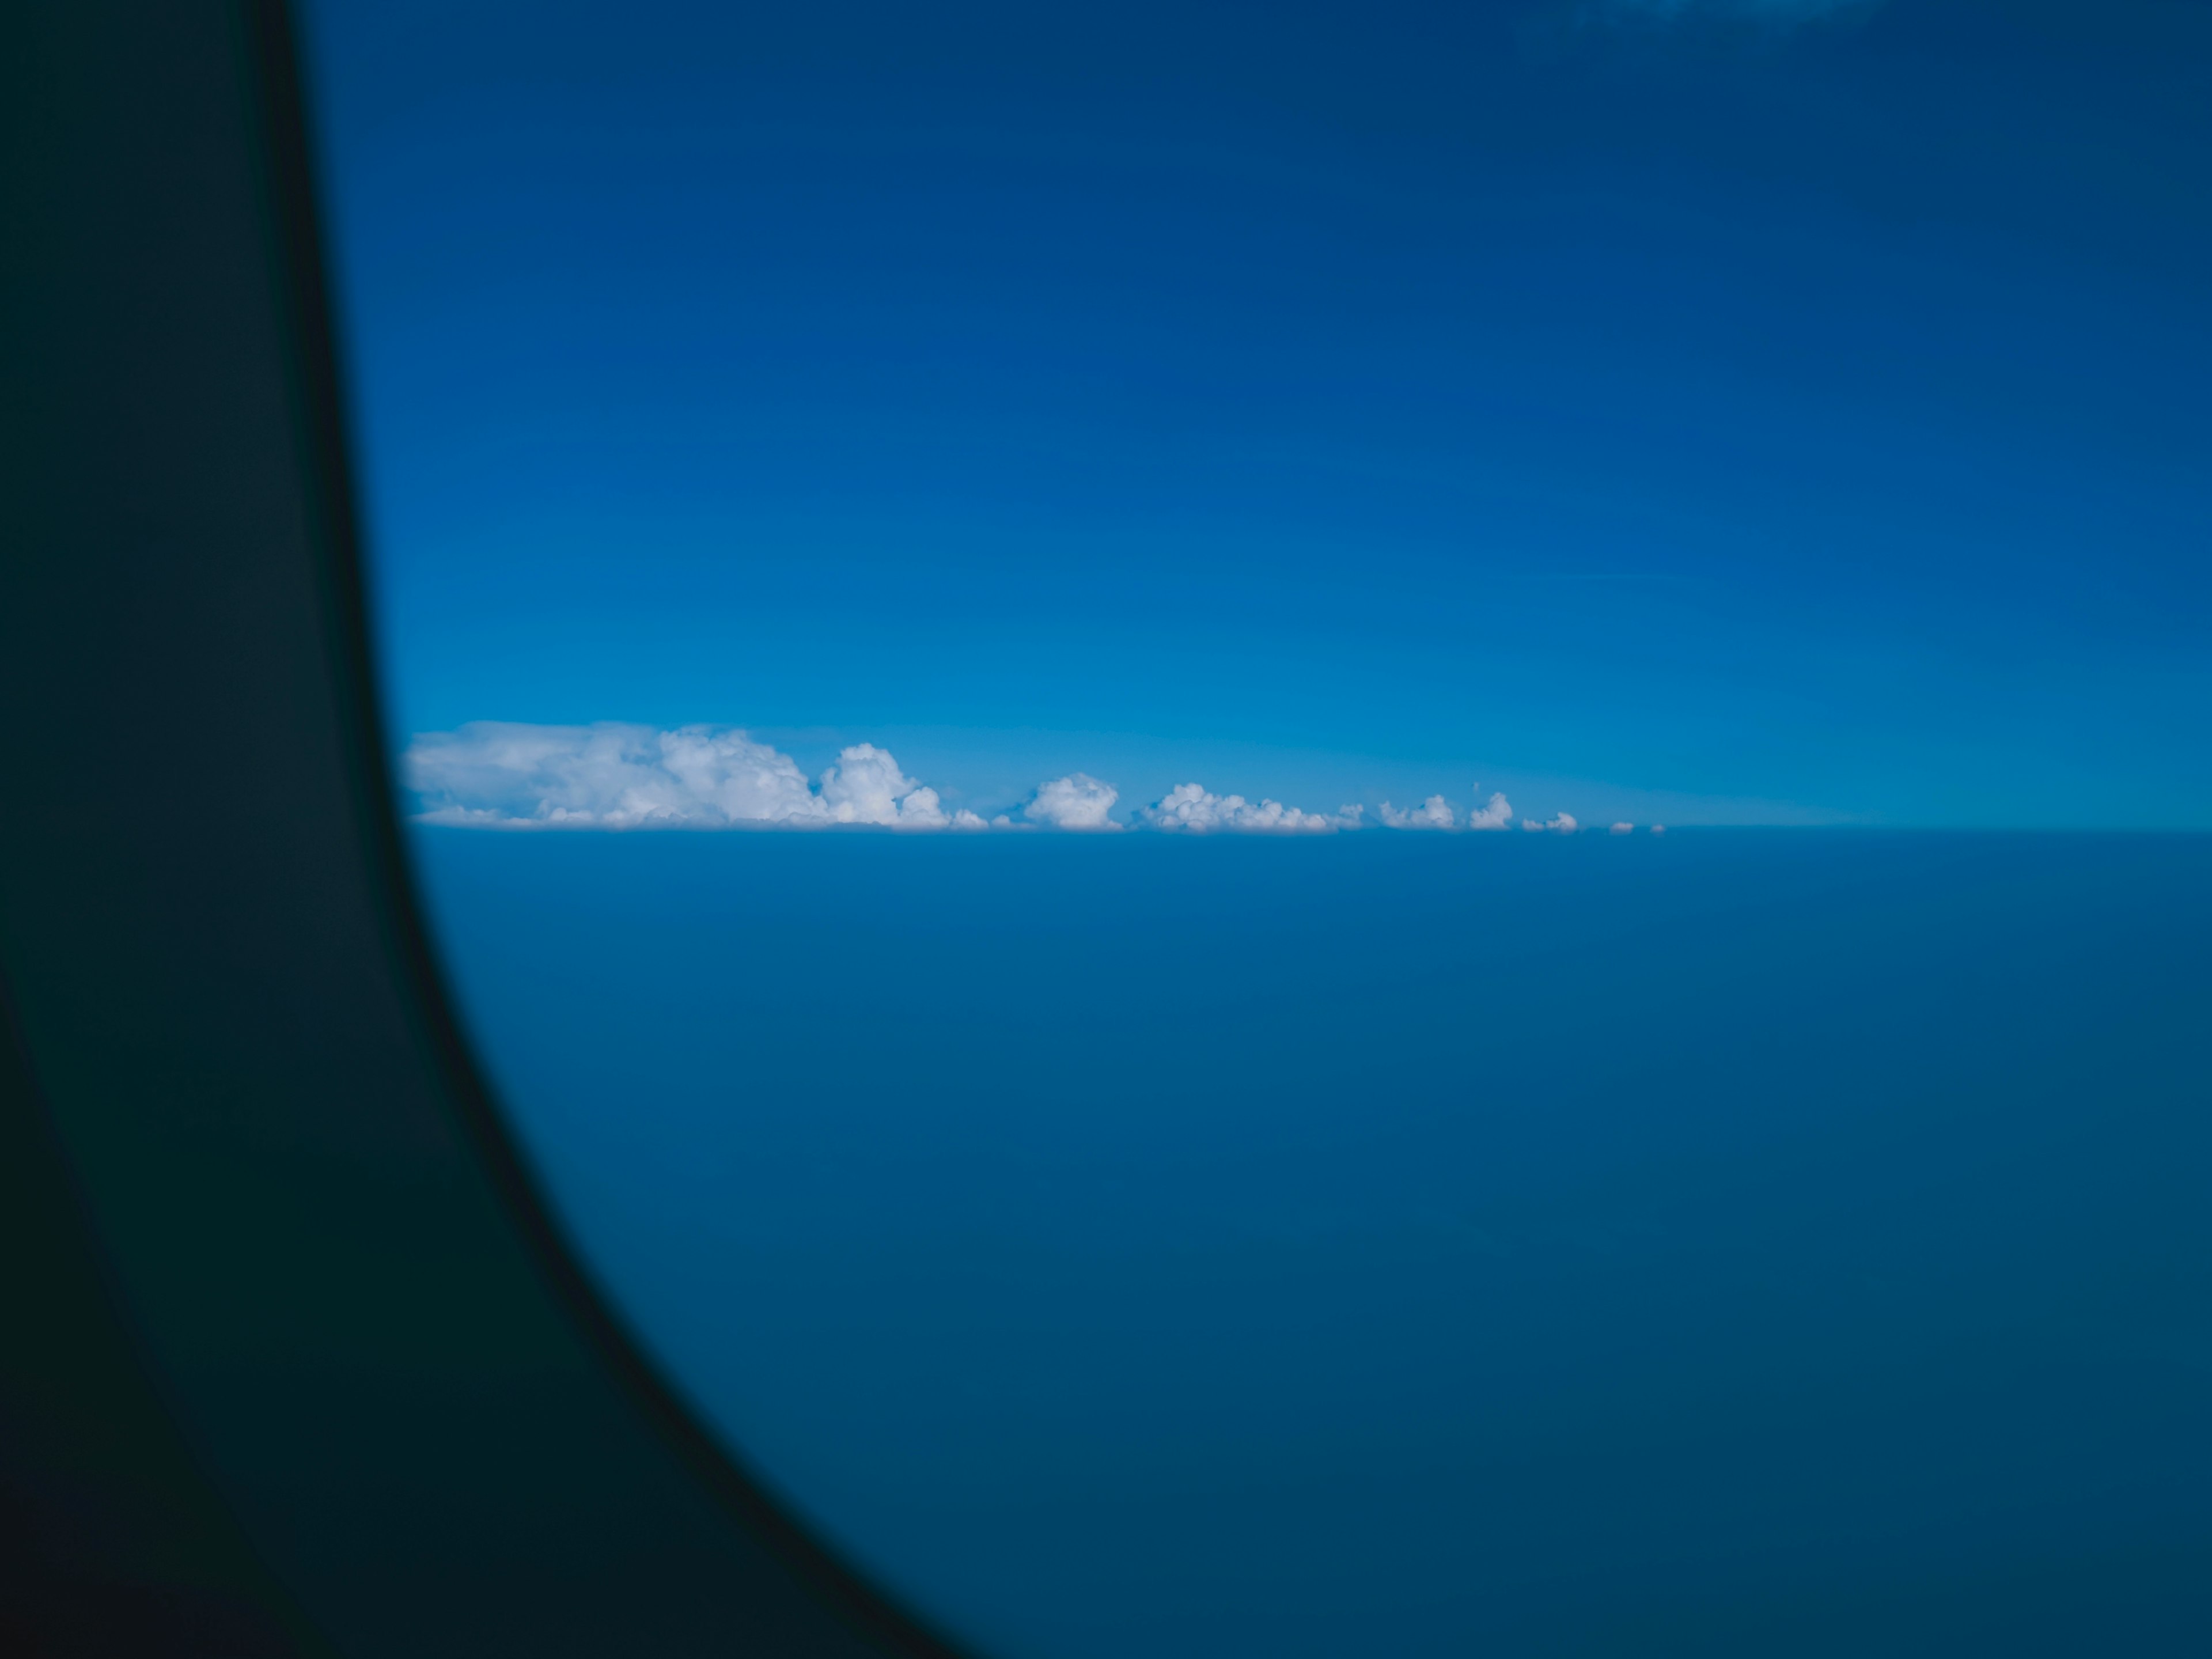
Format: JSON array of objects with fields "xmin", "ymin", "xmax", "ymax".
[{"xmin": 305, "ymin": 0, "xmax": 2212, "ymax": 828}]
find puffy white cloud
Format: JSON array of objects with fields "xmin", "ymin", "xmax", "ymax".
[
  {"xmin": 1378, "ymin": 785, "xmax": 1513, "ymax": 831},
  {"xmin": 1022, "ymin": 773, "xmax": 1121, "ymax": 831},
  {"xmin": 1378, "ymin": 794, "xmax": 1457, "ymax": 830},
  {"xmin": 1141, "ymin": 783, "xmax": 1351, "ymax": 834},
  {"xmin": 815, "ymin": 743, "xmax": 953, "ymax": 829},
  {"xmin": 403, "ymin": 727, "xmax": 1629, "ymax": 844},
  {"xmin": 404, "ymin": 722, "xmax": 964, "ymax": 830},
  {"xmin": 1611, "ymin": 821, "xmax": 1635, "ymax": 835}
]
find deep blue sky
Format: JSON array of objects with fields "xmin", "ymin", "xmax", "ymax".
[{"xmin": 305, "ymin": 0, "xmax": 2212, "ymax": 827}]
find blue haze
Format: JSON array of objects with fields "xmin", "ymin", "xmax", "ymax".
[{"xmin": 416, "ymin": 827, "xmax": 2211, "ymax": 1657}]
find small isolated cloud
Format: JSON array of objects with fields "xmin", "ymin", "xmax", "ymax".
[
  {"xmin": 1523, "ymin": 812, "xmax": 1581, "ymax": 834},
  {"xmin": 1023, "ymin": 773, "xmax": 1121, "ymax": 831},
  {"xmin": 1467, "ymin": 789, "xmax": 1513, "ymax": 831},
  {"xmin": 1651, "ymin": 824, "xmax": 1668, "ymax": 835},
  {"xmin": 405, "ymin": 722, "xmax": 959, "ymax": 830},
  {"xmin": 1141, "ymin": 783, "xmax": 1350, "ymax": 834},
  {"xmin": 1611, "ymin": 821, "xmax": 1635, "ymax": 835}
]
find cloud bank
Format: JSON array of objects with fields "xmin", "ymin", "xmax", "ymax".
[
  {"xmin": 406, "ymin": 722, "xmax": 1086, "ymax": 833},
  {"xmin": 403, "ymin": 726, "xmax": 1609, "ymax": 840}
]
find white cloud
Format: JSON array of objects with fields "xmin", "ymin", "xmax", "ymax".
[
  {"xmin": 1611, "ymin": 821, "xmax": 1635, "ymax": 835},
  {"xmin": 819, "ymin": 743, "xmax": 956, "ymax": 829},
  {"xmin": 1378, "ymin": 794, "xmax": 1457, "ymax": 830},
  {"xmin": 1140, "ymin": 782, "xmax": 1352, "ymax": 834},
  {"xmin": 1378, "ymin": 785, "xmax": 1514, "ymax": 831},
  {"xmin": 404, "ymin": 722, "xmax": 964, "ymax": 830},
  {"xmin": 1651, "ymin": 824, "xmax": 1668, "ymax": 835},
  {"xmin": 1023, "ymin": 773, "xmax": 1121, "ymax": 831},
  {"xmin": 403, "ymin": 727, "xmax": 1632, "ymax": 844}
]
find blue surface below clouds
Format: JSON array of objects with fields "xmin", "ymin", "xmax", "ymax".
[{"xmin": 413, "ymin": 828, "xmax": 2212, "ymax": 1657}]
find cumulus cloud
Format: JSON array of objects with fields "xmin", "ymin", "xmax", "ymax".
[
  {"xmin": 818, "ymin": 743, "xmax": 955, "ymax": 828},
  {"xmin": 1141, "ymin": 783, "xmax": 1354, "ymax": 834},
  {"xmin": 1378, "ymin": 784, "xmax": 1514, "ymax": 832},
  {"xmin": 402, "ymin": 726, "xmax": 1624, "ymax": 843},
  {"xmin": 1378, "ymin": 794, "xmax": 1457, "ymax": 830},
  {"xmin": 1611, "ymin": 821, "xmax": 1635, "ymax": 835},
  {"xmin": 1022, "ymin": 773, "xmax": 1121, "ymax": 831},
  {"xmin": 405, "ymin": 722, "xmax": 961, "ymax": 830}
]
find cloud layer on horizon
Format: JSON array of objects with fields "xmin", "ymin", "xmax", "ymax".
[
  {"xmin": 410, "ymin": 722, "xmax": 1002, "ymax": 831},
  {"xmin": 402, "ymin": 725, "xmax": 1603, "ymax": 837}
]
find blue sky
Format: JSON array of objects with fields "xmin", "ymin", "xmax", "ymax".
[{"xmin": 305, "ymin": 0, "xmax": 2211, "ymax": 828}]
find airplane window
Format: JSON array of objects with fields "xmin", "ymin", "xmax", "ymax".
[{"xmin": 301, "ymin": 3, "xmax": 2212, "ymax": 1655}]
